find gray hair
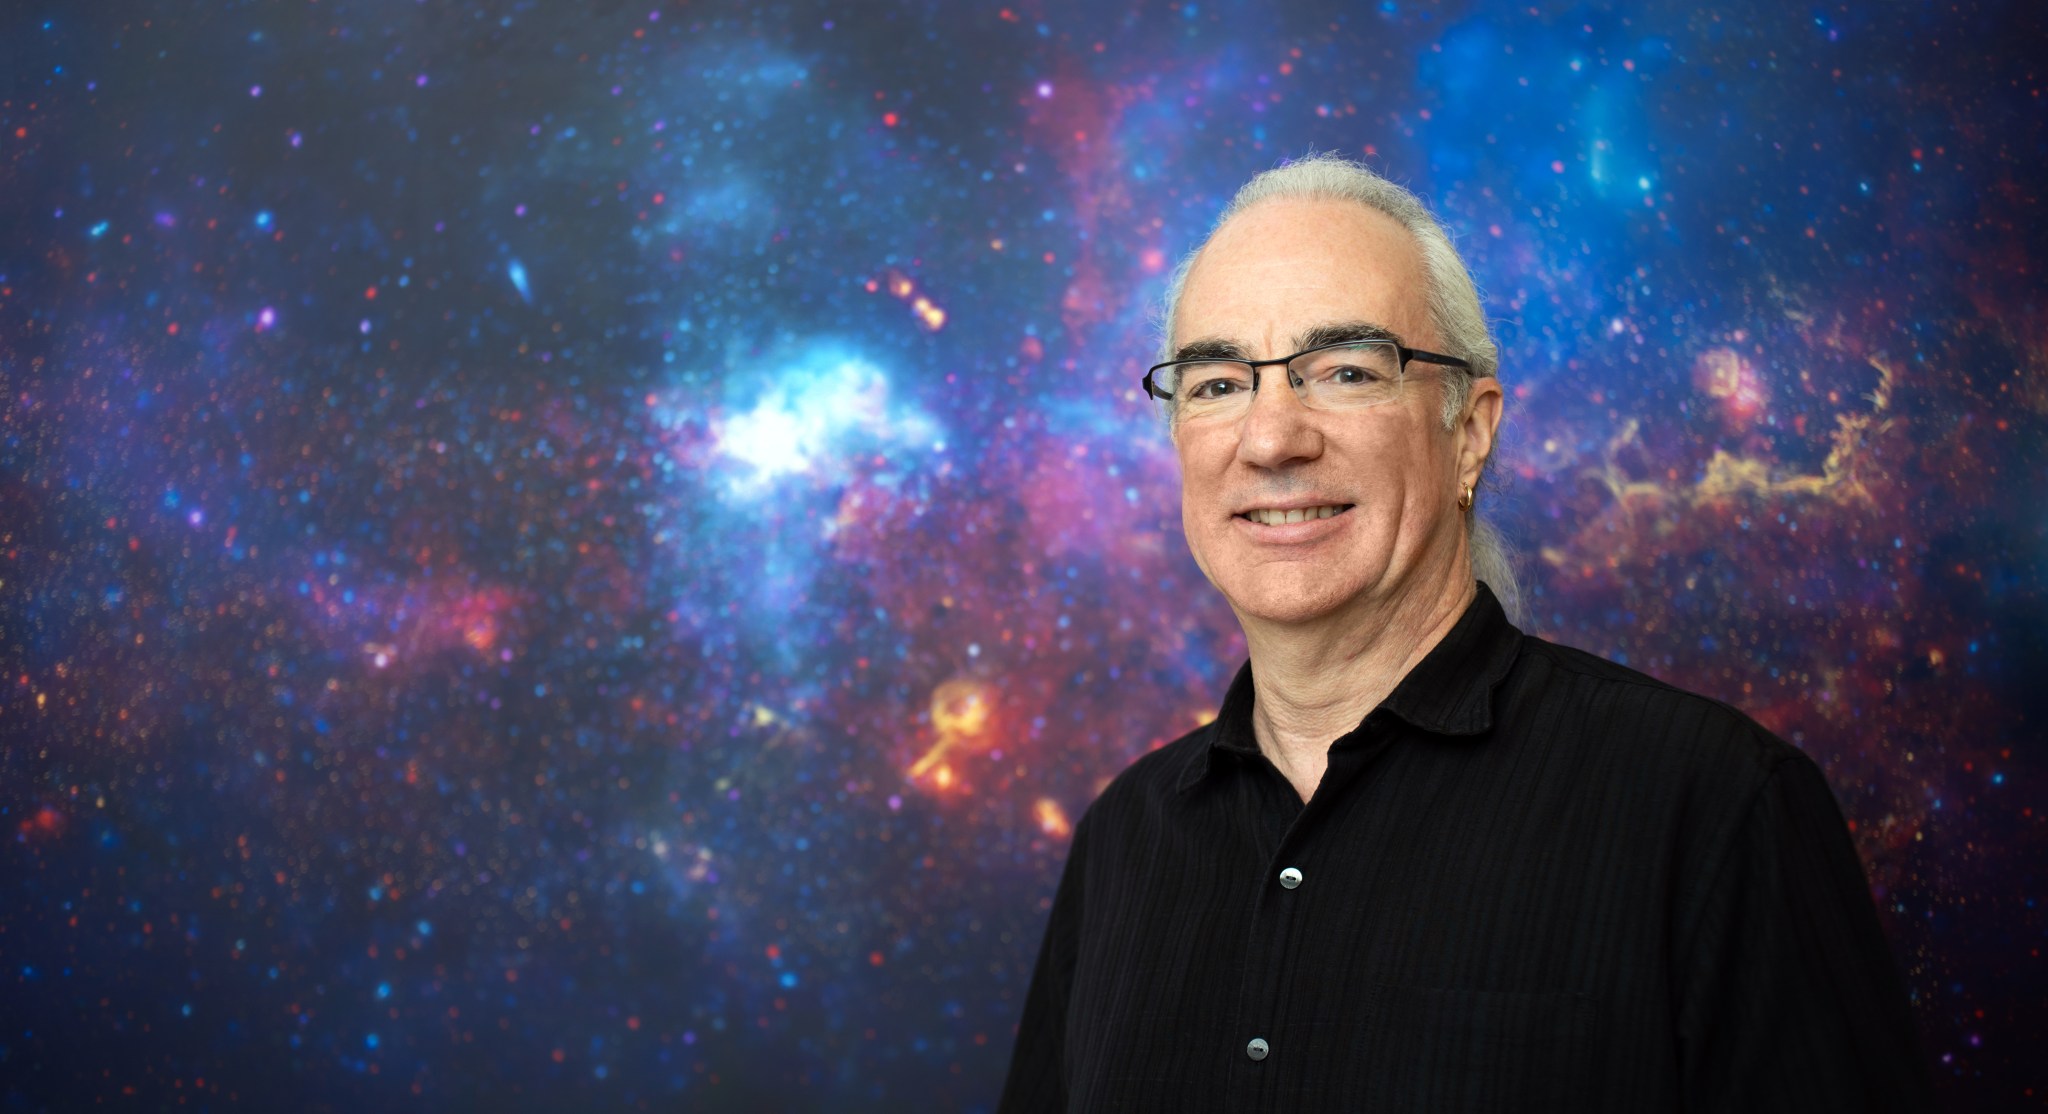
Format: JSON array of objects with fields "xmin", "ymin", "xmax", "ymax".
[{"xmin": 1154, "ymin": 151, "xmax": 1522, "ymax": 623}]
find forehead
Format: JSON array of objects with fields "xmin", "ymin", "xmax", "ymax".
[{"xmin": 1172, "ymin": 197, "xmax": 1432, "ymax": 355}]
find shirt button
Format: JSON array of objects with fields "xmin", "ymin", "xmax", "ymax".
[
  {"xmin": 1246, "ymin": 1037, "xmax": 1270, "ymax": 1061},
  {"xmin": 1278, "ymin": 866, "xmax": 1303, "ymax": 890}
]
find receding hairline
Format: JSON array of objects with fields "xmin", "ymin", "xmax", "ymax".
[{"xmin": 1164, "ymin": 195, "xmax": 1436, "ymax": 356}]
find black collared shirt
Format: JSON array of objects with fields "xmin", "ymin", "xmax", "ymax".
[{"xmin": 998, "ymin": 582, "xmax": 1931, "ymax": 1112}]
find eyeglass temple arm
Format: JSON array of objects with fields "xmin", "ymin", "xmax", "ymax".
[{"xmin": 1400, "ymin": 347, "xmax": 1472, "ymax": 369}]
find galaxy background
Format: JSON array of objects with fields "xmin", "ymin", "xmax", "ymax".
[{"xmin": 2, "ymin": 0, "xmax": 2042, "ymax": 1109}]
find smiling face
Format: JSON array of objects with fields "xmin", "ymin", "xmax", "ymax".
[{"xmin": 1168, "ymin": 195, "xmax": 1501, "ymax": 627}]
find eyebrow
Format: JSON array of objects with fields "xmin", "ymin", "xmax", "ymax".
[
  {"xmin": 1169, "ymin": 320, "xmax": 1405, "ymax": 362},
  {"xmin": 1296, "ymin": 320, "xmax": 1403, "ymax": 350},
  {"xmin": 1169, "ymin": 337, "xmax": 1250, "ymax": 362}
]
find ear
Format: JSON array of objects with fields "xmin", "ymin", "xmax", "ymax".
[{"xmin": 1454, "ymin": 377, "xmax": 1505, "ymax": 493}]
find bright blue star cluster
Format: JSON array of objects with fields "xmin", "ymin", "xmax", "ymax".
[{"xmin": 3, "ymin": 0, "xmax": 2041, "ymax": 1109}]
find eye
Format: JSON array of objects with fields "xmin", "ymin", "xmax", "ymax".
[
  {"xmin": 1172, "ymin": 362, "xmax": 1251, "ymax": 401},
  {"xmin": 1300, "ymin": 343, "xmax": 1400, "ymax": 384},
  {"xmin": 1307, "ymin": 362, "xmax": 1392, "ymax": 388},
  {"xmin": 1188, "ymin": 377, "xmax": 1246, "ymax": 400}
]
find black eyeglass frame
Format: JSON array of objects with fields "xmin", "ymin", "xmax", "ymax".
[{"xmin": 1141, "ymin": 339, "xmax": 1475, "ymax": 404}]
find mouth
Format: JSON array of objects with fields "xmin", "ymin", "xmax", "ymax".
[{"xmin": 1234, "ymin": 503, "xmax": 1355, "ymax": 526}]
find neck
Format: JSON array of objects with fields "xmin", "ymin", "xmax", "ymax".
[{"xmin": 1238, "ymin": 537, "xmax": 1476, "ymax": 801}]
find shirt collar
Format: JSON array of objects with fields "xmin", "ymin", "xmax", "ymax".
[{"xmin": 1176, "ymin": 580, "xmax": 1524, "ymax": 794}]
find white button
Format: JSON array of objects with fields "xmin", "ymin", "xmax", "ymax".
[
  {"xmin": 1246, "ymin": 1037, "xmax": 1269, "ymax": 1061},
  {"xmin": 1278, "ymin": 866, "xmax": 1303, "ymax": 890}
]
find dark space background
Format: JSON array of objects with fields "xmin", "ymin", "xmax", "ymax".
[{"xmin": 2, "ymin": 0, "xmax": 2042, "ymax": 1109}]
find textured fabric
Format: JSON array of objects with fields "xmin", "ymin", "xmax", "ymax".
[{"xmin": 997, "ymin": 582, "xmax": 1931, "ymax": 1113}]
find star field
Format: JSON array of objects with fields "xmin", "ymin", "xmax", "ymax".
[{"xmin": 2, "ymin": 0, "xmax": 2043, "ymax": 1109}]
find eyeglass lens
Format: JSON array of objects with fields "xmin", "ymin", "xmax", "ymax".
[{"xmin": 1160, "ymin": 341, "xmax": 1405, "ymax": 420}]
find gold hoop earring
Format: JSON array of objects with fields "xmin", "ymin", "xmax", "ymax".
[{"xmin": 1458, "ymin": 483, "xmax": 1474, "ymax": 510}]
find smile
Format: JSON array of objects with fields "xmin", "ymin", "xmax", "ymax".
[{"xmin": 1236, "ymin": 504, "xmax": 1354, "ymax": 526}]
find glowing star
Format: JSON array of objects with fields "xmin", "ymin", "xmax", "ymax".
[
  {"xmin": 1033, "ymin": 798, "xmax": 1072, "ymax": 839},
  {"xmin": 361, "ymin": 641, "xmax": 397, "ymax": 668},
  {"xmin": 872, "ymin": 268, "xmax": 947, "ymax": 332},
  {"xmin": 908, "ymin": 677, "xmax": 998, "ymax": 790}
]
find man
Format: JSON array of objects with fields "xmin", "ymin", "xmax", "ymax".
[{"xmin": 997, "ymin": 154, "xmax": 1932, "ymax": 1112}]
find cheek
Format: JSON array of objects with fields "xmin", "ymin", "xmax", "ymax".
[
  {"xmin": 1328, "ymin": 440, "xmax": 1443, "ymax": 549},
  {"xmin": 1173, "ymin": 432, "xmax": 1219, "ymax": 501},
  {"xmin": 1173, "ymin": 437, "xmax": 1230, "ymax": 559}
]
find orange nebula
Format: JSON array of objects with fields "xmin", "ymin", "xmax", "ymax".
[{"xmin": 907, "ymin": 677, "xmax": 998, "ymax": 791}]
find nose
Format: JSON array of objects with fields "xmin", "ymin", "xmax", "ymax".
[{"xmin": 1233, "ymin": 368, "xmax": 1324, "ymax": 470}]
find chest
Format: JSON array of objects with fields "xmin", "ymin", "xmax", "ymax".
[{"xmin": 1062, "ymin": 745, "xmax": 1681, "ymax": 1112}]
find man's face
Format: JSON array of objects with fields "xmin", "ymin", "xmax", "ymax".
[{"xmin": 1168, "ymin": 196, "xmax": 1496, "ymax": 626}]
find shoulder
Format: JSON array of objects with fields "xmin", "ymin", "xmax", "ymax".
[
  {"xmin": 1505, "ymin": 632, "xmax": 1853, "ymax": 893},
  {"xmin": 1508, "ymin": 631, "xmax": 1814, "ymax": 799},
  {"xmin": 1069, "ymin": 720, "xmax": 1215, "ymax": 842}
]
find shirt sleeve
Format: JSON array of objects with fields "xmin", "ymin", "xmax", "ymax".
[
  {"xmin": 996, "ymin": 805, "xmax": 1092, "ymax": 1114},
  {"xmin": 1674, "ymin": 751, "xmax": 1934, "ymax": 1112}
]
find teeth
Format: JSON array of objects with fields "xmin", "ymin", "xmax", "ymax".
[{"xmin": 1246, "ymin": 505, "xmax": 1346, "ymax": 525}]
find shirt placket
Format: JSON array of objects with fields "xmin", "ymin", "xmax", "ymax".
[{"xmin": 1223, "ymin": 719, "xmax": 1389, "ymax": 1111}]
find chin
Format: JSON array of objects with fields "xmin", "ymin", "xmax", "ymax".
[{"xmin": 1217, "ymin": 570, "xmax": 1368, "ymax": 626}]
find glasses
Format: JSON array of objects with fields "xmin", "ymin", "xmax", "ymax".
[{"xmin": 1142, "ymin": 338, "xmax": 1473, "ymax": 423}]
